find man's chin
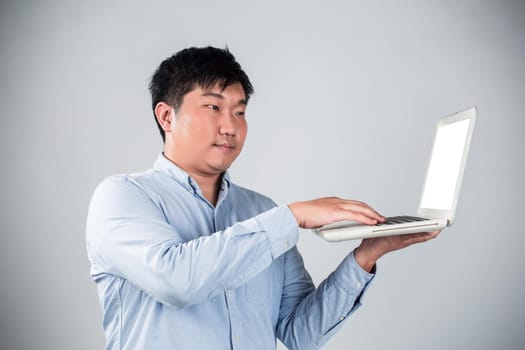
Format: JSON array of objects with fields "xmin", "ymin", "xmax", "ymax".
[{"xmin": 207, "ymin": 161, "xmax": 233, "ymax": 174}]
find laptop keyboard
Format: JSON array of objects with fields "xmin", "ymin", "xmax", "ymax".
[{"xmin": 376, "ymin": 216, "xmax": 428, "ymax": 226}]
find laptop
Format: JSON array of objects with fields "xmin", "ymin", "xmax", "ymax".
[{"xmin": 315, "ymin": 106, "xmax": 477, "ymax": 242}]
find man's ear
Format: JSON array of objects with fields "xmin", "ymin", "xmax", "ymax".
[{"xmin": 155, "ymin": 102, "xmax": 174, "ymax": 133}]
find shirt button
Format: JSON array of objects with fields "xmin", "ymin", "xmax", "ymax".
[
  {"xmin": 356, "ymin": 281, "xmax": 362, "ymax": 288},
  {"xmin": 234, "ymin": 336, "xmax": 240, "ymax": 342},
  {"xmin": 284, "ymin": 241, "xmax": 289, "ymax": 249},
  {"xmin": 340, "ymin": 316, "xmax": 345, "ymax": 321}
]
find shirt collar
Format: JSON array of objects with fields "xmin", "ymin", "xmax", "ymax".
[{"xmin": 153, "ymin": 153, "xmax": 231, "ymax": 195}]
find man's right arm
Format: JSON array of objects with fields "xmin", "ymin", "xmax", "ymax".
[{"xmin": 86, "ymin": 176, "xmax": 299, "ymax": 309}]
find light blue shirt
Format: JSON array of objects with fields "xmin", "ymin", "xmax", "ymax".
[{"xmin": 86, "ymin": 154, "xmax": 375, "ymax": 350}]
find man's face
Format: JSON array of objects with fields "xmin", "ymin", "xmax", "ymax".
[{"xmin": 165, "ymin": 82, "xmax": 248, "ymax": 178}]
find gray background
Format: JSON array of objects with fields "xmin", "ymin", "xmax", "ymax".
[{"xmin": 1, "ymin": 0, "xmax": 524, "ymax": 349}]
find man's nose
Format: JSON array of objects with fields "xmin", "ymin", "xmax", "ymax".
[{"xmin": 219, "ymin": 113, "xmax": 236, "ymax": 136}]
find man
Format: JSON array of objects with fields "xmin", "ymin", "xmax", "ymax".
[{"xmin": 86, "ymin": 46, "xmax": 439, "ymax": 349}]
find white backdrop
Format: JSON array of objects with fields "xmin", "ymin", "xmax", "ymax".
[{"xmin": 1, "ymin": 1, "xmax": 524, "ymax": 349}]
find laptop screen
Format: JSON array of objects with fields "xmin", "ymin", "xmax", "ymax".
[{"xmin": 419, "ymin": 118, "xmax": 472, "ymax": 210}]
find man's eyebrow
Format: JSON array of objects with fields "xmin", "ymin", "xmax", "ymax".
[
  {"xmin": 201, "ymin": 92, "xmax": 247, "ymax": 105},
  {"xmin": 201, "ymin": 92, "xmax": 224, "ymax": 99}
]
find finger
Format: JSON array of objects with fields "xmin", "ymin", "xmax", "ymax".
[
  {"xmin": 339, "ymin": 201, "xmax": 385, "ymax": 221},
  {"xmin": 426, "ymin": 230, "xmax": 441, "ymax": 238},
  {"xmin": 333, "ymin": 211, "xmax": 379, "ymax": 225},
  {"xmin": 401, "ymin": 230, "xmax": 440, "ymax": 246},
  {"xmin": 354, "ymin": 202, "xmax": 385, "ymax": 221}
]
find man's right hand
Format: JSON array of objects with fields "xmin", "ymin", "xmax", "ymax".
[{"xmin": 287, "ymin": 197, "xmax": 385, "ymax": 229}]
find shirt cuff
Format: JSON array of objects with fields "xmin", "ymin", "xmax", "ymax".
[
  {"xmin": 330, "ymin": 250, "xmax": 376, "ymax": 297},
  {"xmin": 255, "ymin": 205, "xmax": 299, "ymax": 259}
]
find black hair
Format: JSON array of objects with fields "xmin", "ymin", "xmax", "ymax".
[{"xmin": 149, "ymin": 46, "xmax": 254, "ymax": 142}]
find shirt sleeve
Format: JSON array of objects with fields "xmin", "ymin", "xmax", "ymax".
[
  {"xmin": 276, "ymin": 248, "xmax": 375, "ymax": 350},
  {"xmin": 85, "ymin": 176, "xmax": 299, "ymax": 309}
]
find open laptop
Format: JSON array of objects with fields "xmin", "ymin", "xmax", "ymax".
[{"xmin": 315, "ymin": 106, "xmax": 477, "ymax": 242}]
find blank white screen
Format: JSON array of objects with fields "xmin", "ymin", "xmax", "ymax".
[{"xmin": 420, "ymin": 118, "xmax": 471, "ymax": 210}]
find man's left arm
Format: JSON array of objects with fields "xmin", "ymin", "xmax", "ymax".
[
  {"xmin": 276, "ymin": 198, "xmax": 440, "ymax": 350},
  {"xmin": 276, "ymin": 247, "xmax": 375, "ymax": 350}
]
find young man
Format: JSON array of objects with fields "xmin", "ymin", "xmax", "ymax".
[{"xmin": 86, "ymin": 46, "xmax": 439, "ymax": 349}]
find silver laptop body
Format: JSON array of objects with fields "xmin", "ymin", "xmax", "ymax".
[{"xmin": 315, "ymin": 106, "xmax": 477, "ymax": 242}]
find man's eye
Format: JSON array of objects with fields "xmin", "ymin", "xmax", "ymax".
[
  {"xmin": 206, "ymin": 104, "xmax": 219, "ymax": 111},
  {"xmin": 234, "ymin": 111, "xmax": 245, "ymax": 117}
]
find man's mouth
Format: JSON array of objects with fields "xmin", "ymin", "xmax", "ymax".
[{"xmin": 214, "ymin": 143, "xmax": 235, "ymax": 150}]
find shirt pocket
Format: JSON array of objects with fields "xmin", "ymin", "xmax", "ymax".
[{"xmin": 244, "ymin": 267, "xmax": 273, "ymax": 304}]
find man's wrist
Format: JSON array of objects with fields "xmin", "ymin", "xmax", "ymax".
[
  {"xmin": 354, "ymin": 245, "xmax": 380, "ymax": 273},
  {"xmin": 286, "ymin": 202, "xmax": 303, "ymax": 227}
]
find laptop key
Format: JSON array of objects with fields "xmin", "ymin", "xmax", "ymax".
[{"xmin": 376, "ymin": 216, "xmax": 428, "ymax": 226}]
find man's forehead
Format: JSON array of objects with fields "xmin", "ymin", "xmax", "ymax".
[{"xmin": 192, "ymin": 82, "xmax": 247, "ymax": 101}]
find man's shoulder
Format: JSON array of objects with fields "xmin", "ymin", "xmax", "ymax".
[{"xmin": 92, "ymin": 168, "xmax": 166, "ymax": 199}]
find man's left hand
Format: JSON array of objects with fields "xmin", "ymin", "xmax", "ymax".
[{"xmin": 354, "ymin": 230, "xmax": 441, "ymax": 272}]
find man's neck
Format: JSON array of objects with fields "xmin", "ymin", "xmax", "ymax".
[
  {"xmin": 190, "ymin": 172, "xmax": 222, "ymax": 206},
  {"xmin": 162, "ymin": 153, "xmax": 222, "ymax": 206}
]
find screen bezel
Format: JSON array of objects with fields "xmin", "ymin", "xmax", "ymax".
[{"xmin": 417, "ymin": 107, "xmax": 477, "ymax": 225}]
